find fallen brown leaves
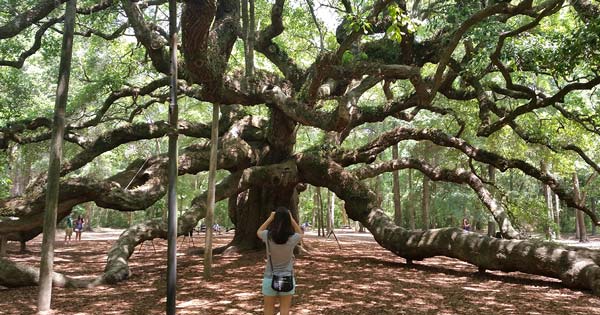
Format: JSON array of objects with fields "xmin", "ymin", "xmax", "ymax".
[{"xmin": 1, "ymin": 229, "xmax": 599, "ymax": 314}]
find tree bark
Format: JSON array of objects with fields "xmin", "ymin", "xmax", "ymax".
[
  {"xmin": 204, "ymin": 103, "xmax": 219, "ymax": 278},
  {"xmin": 229, "ymin": 108, "xmax": 298, "ymax": 250},
  {"xmin": 84, "ymin": 202, "xmax": 93, "ymax": 232},
  {"xmin": 0, "ymin": 236, "xmax": 7, "ymax": 257},
  {"xmin": 392, "ymin": 144, "xmax": 402, "ymax": 226}
]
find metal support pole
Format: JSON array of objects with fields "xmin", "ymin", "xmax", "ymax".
[{"xmin": 166, "ymin": 0, "xmax": 179, "ymax": 314}]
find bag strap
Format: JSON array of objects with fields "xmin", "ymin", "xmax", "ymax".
[{"xmin": 266, "ymin": 232, "xmax": 275, "ymax": 273}]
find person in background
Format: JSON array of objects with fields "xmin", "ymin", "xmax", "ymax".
[
  {"xmin": 462, "ymin": 218, "xmax": 471, "ymax": 232},
  {"xmin": 64, "ymin": 214, "xmax": 73, "ymax": 245},
  {"xmin": 257, "ymin": 207, "xmax": 304, "ymax": 315},
  {"xmin": 74, "ymin": 215, "xmax": 85, "ymax": 241}
]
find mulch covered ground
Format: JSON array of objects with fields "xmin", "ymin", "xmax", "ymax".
[{"xmin": 1, "ymin": 229, "xmax": 600, "ymax": 314}]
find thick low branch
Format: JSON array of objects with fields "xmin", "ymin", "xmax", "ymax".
[
  {"xmin": 296, "ymin": 152, "xmax": 600, "ymax": 295},
  {"xmin": 353, "ymin": 158, "xmax": 519, "ymax": 238},
  {"xmin": 0, "ymin": 133, "xmax": 258, "ymax": 236},
  {"xmin": 0, "ymin": 160, "xmax": 298, "ymax": 287},
  {"xmin": 0, "ymin": 257, "xmax": 102, "ymax": 288}
]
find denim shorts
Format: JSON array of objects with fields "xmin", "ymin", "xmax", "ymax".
[{"xmin": 262, "ymin": 276, "xmax": 295, "ymax": 296}]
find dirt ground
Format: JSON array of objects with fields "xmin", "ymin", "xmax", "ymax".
[{"xmin": 1, "ymin": 229, "xmax": 600, "ymax": 315}]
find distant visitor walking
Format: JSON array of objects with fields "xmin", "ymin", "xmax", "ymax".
[
  {"xmin": 64, "ymin": 214, "xmax": 73, "ymax": 245},
  {"xmin": 257, "ymin": 207, "xmax": 303, "ymax": 315}
]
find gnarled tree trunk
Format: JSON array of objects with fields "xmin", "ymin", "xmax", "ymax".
[{"xmin": 230, "ymin": 108, "xmax": 298, "ymax": 250}]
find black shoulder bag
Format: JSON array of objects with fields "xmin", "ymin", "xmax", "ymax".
[{"xmin": 266, "ymin": 237, "xmax": 294, "ymax": 292}]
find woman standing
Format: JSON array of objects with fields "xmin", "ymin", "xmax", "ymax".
[
  {"xmin": 257, "ymin": 207, "xmax": 303, "ymax": 315},
  {"xmin": 74, "ymin": 215, "xmax": 85, "ymax": 241}
]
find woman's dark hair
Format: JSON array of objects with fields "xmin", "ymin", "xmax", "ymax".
[{"xmin": 269, "ymin": 206, "xmax": 294, "ymax": 244}]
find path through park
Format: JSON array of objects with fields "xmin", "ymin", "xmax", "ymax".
[{"xmin": 1, "ymin": 229, "xmax": 600, "ymax": 314}]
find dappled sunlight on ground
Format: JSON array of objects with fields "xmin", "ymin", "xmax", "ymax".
[{"xmin": 1, "ymin": 229, "xmax": 600, "ymax": 314}]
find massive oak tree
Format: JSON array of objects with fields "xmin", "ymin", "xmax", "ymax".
[{"xmin": 1, "ymin": 0, "xmax": 600, "ymax": 295}]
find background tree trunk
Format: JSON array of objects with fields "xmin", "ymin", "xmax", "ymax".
[
  {"xmin": 573, "ymin": 172, "xmax": 588, "ymax": 242},
  {"xmin": 204, "ymin": 104, "xmax": 219, "ymax": 277},
  {"xmin": 311, "ymin": 185, "xmax": 318, "ymax": 228},
  {"xmin": 38, "ymin": 0, "xmax": 76, "ymax": 311},
  {"xmin": 85, "ymin": 203, "xmax": 93, "ymax": 232},
  {"xmin": 9, "ymin": 146, "xmax": 32, "ymax": 197},
  {"xmin": 421, "ymin": 173, "xmax": 430, "ymax": 230},
  {"xmin": 241, "ymin": 0, "xmax": 255, "ymax": 91},
  {"xmin": 317, "ymin": 186, "xmax": 325, "ymax": 236},
  {"xmin": 327, "ymin": 190, "xmax": 335, "ymax": 234},
  {"xmin": 408, "ymin": 168, "xmax": 415, "ymax": 230},
  {"xmin": 340, "ymin": 201, "xmax": 349, "ymax": 227},
  {"xmin": 487, "ymin": 165, "xmax": 497, "ymax": 236},
  {"xmin": 554, "ymin": 194, "xmax": 561, "ymax": 239},
  {"xmin": 541, "ymin": 161, "xmax": 555, "ymax": 240},
  {"xmin": 392, "ymin": 144, "xmax": 403, "ymax": 227},
  {"xmin": 592, "ymin": 198, "xmax": 597, "ymax": 236}
]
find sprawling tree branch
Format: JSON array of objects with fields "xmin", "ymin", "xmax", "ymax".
[
  {"xmin": 353, "ymin": 157, "xmax": 519, "ymax": 238},
  {"xmin": 477, "ymin": 76, "xmax": 600, "ymax": 136},
  {"xmin": 0, "ymin": 115, "xmax": 265, "ymax": 238},
  {"xmin": 0, "ymin": 18, "xmax": 61, "ymax": 68},
  {"xmin": 120, "ymin": 0, "xmax": 170, "ymax": 74},
  {"xmin": 296, "ymin": 152, "xmax": 600, "ymax": 295},
  {"xmin": 255, "ymin": 0, "xmax": 303, "ymax": 86},
  {"xmin": 332, "ymin": 125, "xmax": 600, "ymax": 224},
  {"xmin": 0, "ymin": 0, "xmax": 66, "ymax": 39}
]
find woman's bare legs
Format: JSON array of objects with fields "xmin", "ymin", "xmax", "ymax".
[
  {"xmin": 279, "ymin": 295, "xmax": 292, "ymax": 315},
  {"xmin": 264, "ymin": 296, "xmax": 276, "ymax": 315}
]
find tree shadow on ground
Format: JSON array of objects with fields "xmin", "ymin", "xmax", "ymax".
[{"xmin": 1, "ymin": 230, "xmax": 600, "ymax": 314}]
